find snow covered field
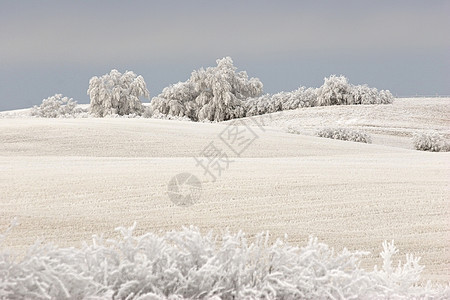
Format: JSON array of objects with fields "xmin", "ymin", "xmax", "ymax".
[{"xmin": 0, "ymin": 98, "xmax": 449, "ymax": 284}]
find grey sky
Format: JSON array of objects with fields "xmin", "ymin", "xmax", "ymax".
[{"xmin": 1, "ymin": 0, "xmax": 449, "ymax": 110}]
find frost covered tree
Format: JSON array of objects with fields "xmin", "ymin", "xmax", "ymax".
[
  {"xmin": 281, "ymin": 87, "xmax": 318, "ymax": 110},
  {"xmin": 245, "ymin": 94, "xmax": 274, "ymax": 117},
  {"xmin": 377, "ymin": 89, "xmax": 394, "ymax": 104},
  {"xmin": 317, "ymin": 75, "xmax": 354, "ymax": 106},
  {"xmin": 151, "ymin": 57, "xmax": 263, "ymax": 121},
  {"xmin": 352, "ymin": 84, "xmax": 394, "ymax": 105},
  {"xmin": 351, "ymin": 84, "xmax": 379, "ymax": 105},
  {"xmin": 87, "ymin": 70, "xmax": 149, "ymax": 117}
]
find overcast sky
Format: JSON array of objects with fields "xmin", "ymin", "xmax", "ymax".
[{"xmin": 1, "ymin": 0, "xmax": 449, "ymax": 110}]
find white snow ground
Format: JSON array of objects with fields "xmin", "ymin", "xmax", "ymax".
[{"xmin": 0, "ymin": 98, "xmax": 449, "ymax": 283}]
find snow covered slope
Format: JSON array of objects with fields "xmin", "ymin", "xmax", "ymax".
[
  {"xmin": 229, "ymin": 97, "xmax": 450, "ymax": 149},
  {"xmin": 0, "ymin": 98, "xmax": 449, "ymax": 283}
]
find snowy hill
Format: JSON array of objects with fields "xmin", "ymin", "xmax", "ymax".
[
  {"xmin": 1, "ymin": 98, "xmax": 449, "ymax": 286},
  {"xmin": 226, "ymin": 97, "xmax": 450, "ymax": 150}
]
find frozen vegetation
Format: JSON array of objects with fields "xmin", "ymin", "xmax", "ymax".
[
  {"xmin": 1, "ymin": 222, "xmax": 448, "ymax": 299},
  {"xmin": 288, "ymin": 126, "xmax": 372, "ymax": 144},
  {"xmin": 315, "ymin": 128, "xmax": 372, "ymax": 143},
  {"xmin": 316, "ymin": 75, "xmax": 393, "ymax": 106},
  {"xmin": 30, "ymin": 94, "xmax": 87, "ymax": 118},
  {"xmin": 245, "ymin": 75, "xmax": 393, "ymax": 118},
  {"xmin": 23, "ymin": 57, "xmax": 394, "ymax": 121},
  {"xmin": 245, "ymin": 87, "xmax": 318, "ymax": 117},
  {"xmin": 151, "ymin": 58, "xmax": 393, "ymax": 121},
  {"xmin": 88, "ymin": 69, "xmax": 150, "ymax": 117},
  {"xmin": 413, "ymin": 132, "xmax": 450, "ymax": 152},
  {"xmin": 150, "ymin": 57, "xmax": 263, "ymax": 121}
]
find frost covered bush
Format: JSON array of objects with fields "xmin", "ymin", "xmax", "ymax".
[
  {"xmin": 30, "ymin": 94, "xmax": 83, "ymax": 118},
  {"xmin": 1, "ymin": 222, "xmax": 448, "ymax": 299},
  {"xmin": 286, "ymin": 126, "xmax": 303, "ymax": 135},
  {"xmin": 316, "ymin": 127, "xmax": 372, "ymax": 143},
  {"xmin": 151, "ymin": 57, "xmax": 263, "ymax": 121},
  {"xmin": 413, "ymin": 132, "xmax": 450, "ymax": 152},
  {"xmin": 88, "ymin": 69, "xmax": 150, "ymax": 117}
]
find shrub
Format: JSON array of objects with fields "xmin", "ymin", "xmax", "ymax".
[
  {"xmin": 0, "ymin": 222, "xmax": 448, "ymax": 299},
  {"xmin": 413, "ymin": 132, "xmax": 450, "ymax": 152},
  {"xmin": 151, "ymin": 57, "xmax": 263, "ymax": 122},
  {"xmin": 286, "ymin": 126, "xmax": 303, "ymax": 135},
  {"xmin": 87, "ymin": 69, "xmax": 150, "ymax": 117},
  {"xmin": 316, "ymin": 127, "xmax": 372, "ymax": 143},
  {"xmin": 30, "ymin": 94, "xmax": 82, "ymax": 118}
]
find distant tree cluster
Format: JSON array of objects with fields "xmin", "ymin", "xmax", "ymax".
[
  {"xmin": 244, "ymin": 75, "xmax": 393, "ymax": 118},
  {"xmin": 150, "ymin": 60, "xmax": 393, "ymax": 121},
  {"xmin": 31, "ymin": 57, "xmax": 394, "ymax": 120}
]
